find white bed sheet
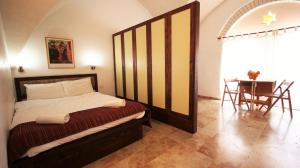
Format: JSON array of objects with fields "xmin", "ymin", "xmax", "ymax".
[{"xmin": 11, "ymin": 92, "xmax": 126, "ymax": 129}]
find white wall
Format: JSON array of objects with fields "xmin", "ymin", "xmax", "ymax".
[
  {"xmin": 4, "ymin": 0, "xmax": 245, "ymax": 98},
  {"xmin": 0, "ymin": 13, "xmax": 15, "ymax": 168},
  {"xmin": 198, "ymin": 0, "xmax": 253, "ymax": 98},
  {"xmin": 10, "ymin": 0, "xmax": 151, "ymax": 95}
]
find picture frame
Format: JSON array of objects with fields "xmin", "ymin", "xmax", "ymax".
[{"xmin": 45, "ymin": 37, "xmax": 75, "ymax": 69}]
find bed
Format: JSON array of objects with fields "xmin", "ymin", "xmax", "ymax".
[{"xmin": 8, "ymin": 74, "xmax": 150, "ymax": 168}]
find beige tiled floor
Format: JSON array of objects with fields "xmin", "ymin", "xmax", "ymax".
[{"xmin": 86, "ymin": 98, "xmax": 300, "ymax": 168}]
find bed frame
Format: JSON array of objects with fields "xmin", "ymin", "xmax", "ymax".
[{"xmin": 10, "ymin": 74, "xmax": 149, "ymax": 168}]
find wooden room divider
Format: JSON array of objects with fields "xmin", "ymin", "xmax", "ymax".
[{"xmin": 113, "ymin": 1, "xmax": 199, "ymax": 133}]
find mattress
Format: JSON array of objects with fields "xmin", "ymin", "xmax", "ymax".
[
  {"xmin": 26, "ymin": 111, "xmax": 145, "ymax": 157},
  {"xmin": 8, "ymin": 93, "xmax": 146, "ymax": 162}
]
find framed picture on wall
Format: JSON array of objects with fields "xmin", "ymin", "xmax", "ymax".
[{"xmin": 45, "ymin": 37, "xmax": 75, "ymax": 68}]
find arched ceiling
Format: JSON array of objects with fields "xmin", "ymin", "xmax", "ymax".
[
  {"xmin": 138, "ymin": 0, "xmax": 225, "ymax": 21},
  {"xmin": 0, "ymin": 0, "xmax": 61, "ymax": 56},
  {"xmin": 138, "ymin": 0, "xmax": 188, "ymax": 17},
  {"xmin": 196, "ymin": 0, "xmax": 225, "ymax": 21},
  {"xmin": 228, "ymin": 1, "xmax": 300, "ymax": 36},
  {"xmin": 0, "ymin": 0, "xmax": 224, "ymax": 56}
]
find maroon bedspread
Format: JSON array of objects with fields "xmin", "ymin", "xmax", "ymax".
[{"xmin": 8, "ymin": 100, "xmax": 145, "ymax": 162}]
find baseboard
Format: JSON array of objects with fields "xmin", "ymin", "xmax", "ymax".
[
  {"xmin": 149, "ymin": 106, "xmax": 196, "ymax": 133},
  {"xmin": 198, "ymin": 95, "xmax": 220, "ymax": 100}
]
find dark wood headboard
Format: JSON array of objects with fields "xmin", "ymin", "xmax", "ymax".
[{"xmin": 14, "ymin": 74, "xmax": 98, "ymax": 101}]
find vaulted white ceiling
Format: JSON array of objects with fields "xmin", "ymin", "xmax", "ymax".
[
  {"xmin": 0, "ymin": 0, "xmax": 224, "ymax": 56},
  {"xmin": 198, "ymin": 0, "xmax": 225, "ymax": 21},
  {"xmin": 138, "ymin": 0, "xmax": 188, "ymax": 16},
  {"xmin": 0, "ymin": 0, "xmax": 61, "ymax": 56},
  {"xmin": 228, "ymin": 1, "xmax": 300, "ymax": 36},
  {"xmin": 138, "ymin": 0, "xmax": 225, "ymax": 21}
]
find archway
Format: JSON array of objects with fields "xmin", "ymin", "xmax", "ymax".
[
  {"xmin": 219, "ymin": 0, "xmax": 281, "ymax": 39},
  {"xmin": 220, "ymin": 0, "xmax": 300, "ymax": 110}
]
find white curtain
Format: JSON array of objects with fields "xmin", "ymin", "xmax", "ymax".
[{"xmin": 221, "ymin": 30, "xmax": 300, "ymax": 110}]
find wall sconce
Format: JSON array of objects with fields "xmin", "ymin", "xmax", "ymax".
[
  {"xmin": 18, "ymin": 66, "xmax": 24, "ymax": 73},
  {"xmin": 91, "ymin": 66, "xmax": 96, "ymax": 70}
]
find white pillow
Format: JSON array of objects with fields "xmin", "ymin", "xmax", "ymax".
[
  {"xmin": 25, "ymin": 82, "xmax": 65, "ymax": 100},
  {"xmin": 62, "ymin": 78, "xmax": 94, "ymax": 96}
]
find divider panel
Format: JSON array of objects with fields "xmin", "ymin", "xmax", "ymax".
[
  {"xmin": 171, "ymin": 9, "xmax": 191, "ymax": 115},
  {"xmin": 151, "ymin": 19, "xmax": 166, "ymax": 109},
  {"xmin": 113, "ymin": 35, "xmax": 123, "ymax": 97},
  {"xmin": 124, "ymin": 31, "xmax": 134, "ymax": 100},
  {"xmin": 136, "ymin": 26, "xmax": 148, "ymax": 103}
]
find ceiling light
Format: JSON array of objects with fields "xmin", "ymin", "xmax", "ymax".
[{"xmin": 262, "ymin": 11, "xmax": 276, "ymax": 26}]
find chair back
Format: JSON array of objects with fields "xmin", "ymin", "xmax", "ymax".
[
  {"xmin": 261, "ymin": 80, "xmax": 295, "ymax": 117},
  {"xmin": 222, "ymin": 78, "xmax": 240, "ymax": 111},
  {"xmin": 275, "ymin": 80, "xmax": 294, "ymax": 96},
  {"xmin": 224, "ymin": 78, "xmax": 239, "ymax": 92}
]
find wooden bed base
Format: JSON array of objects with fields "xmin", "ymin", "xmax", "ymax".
[
  {"xmin": 10, "ymin": 117, "xmax": 145, "ymax": 168},
  {"xmin": 10, "ymin": 74, "xmax": 150, "ymax": 168}
]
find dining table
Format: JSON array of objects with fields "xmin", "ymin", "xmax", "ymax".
[{"xmin": 238, "ymin": 80, "xmax": 276, "ymax": 111}]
